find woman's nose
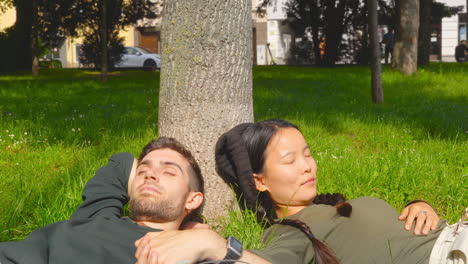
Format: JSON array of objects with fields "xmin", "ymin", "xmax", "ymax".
[{"xmin": 300, "ymin": 157, "xmax": 312, "ymax": 173}]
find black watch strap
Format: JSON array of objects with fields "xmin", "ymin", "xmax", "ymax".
[{"xmin": 223, "ymin": 236, "xmax": 243, "ymax": 263}]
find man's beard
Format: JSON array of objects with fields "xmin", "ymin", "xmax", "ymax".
[{"xmin": 130, "ymin": 193, "xmax": 187, "ymax": 222}]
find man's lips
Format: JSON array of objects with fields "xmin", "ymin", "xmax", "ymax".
[{"xmin": 139, "ymin": 184, "xmax": 161, "ymax": 194}]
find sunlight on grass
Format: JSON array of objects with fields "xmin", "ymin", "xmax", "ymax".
[{"xmin": 0, "ymin": 64, "xmax": 466, "ymax": 242}]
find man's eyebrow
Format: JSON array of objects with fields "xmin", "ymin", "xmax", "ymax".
[
  {"xmin": 160, "ymin": 161, "xmax": 184, "ymax": 174},
  {"xmin": 137, "ymin": 160, "xmax": 151, "ymax": 168}
]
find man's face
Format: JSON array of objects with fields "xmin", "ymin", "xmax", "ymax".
[{"xmin": 129, "ymin": 148, "xmax": 193, "ymax": 222}]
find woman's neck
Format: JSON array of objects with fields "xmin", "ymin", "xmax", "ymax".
[{"xmin": 275, "ymin": 204, "xmax": 308, "ymax": 218}]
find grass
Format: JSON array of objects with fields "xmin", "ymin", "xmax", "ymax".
[{"xmin": 0, "ymin": 64, "xmax": 466, "ymax": 246}]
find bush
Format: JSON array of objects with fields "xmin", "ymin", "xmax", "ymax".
[{"xmin": 79, "ymin": 30, "xmax": 125, "ymax": 69}]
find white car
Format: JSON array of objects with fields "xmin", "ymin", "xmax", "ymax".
[{"xmin": 115, "ymin": 47, "xmax": 161, "ymax": 70}]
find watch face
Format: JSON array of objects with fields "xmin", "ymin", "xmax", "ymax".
[
  {"xmin": 229, "ymin": 236, "xmax": 242, "ymax": 254},
  {"xmin": 227, "ymin": 236, "xmax": 243, "ymax": 258}
]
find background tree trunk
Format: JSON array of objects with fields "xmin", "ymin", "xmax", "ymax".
[
  {"xmin": 323, "ymin": 0, "xmax": 347, "ymax": 66},
  {"xmin": 13, "ymin": 0, "xmax": 33, "ymax": 71},
  {"xmin": 100, "ymin": 0, "xmax": 108, "ymax": 82},
  {"xmin": 418, "ymin": 0, "xmax": 432, "ymax": 66},
  {"xmin": 392, "ymin": 0, "xmax": 419, "ymax": 75},
  {"xmin": 31, "ymin": 0, "xmax": 39, "ymax": 77},
  {"xmin": 159, "ymin": 0, "xmax": 254, "ymax": 219},
  {"xmin": 368, "ymin": 0, "xmax": 383, "ymax": 104}
]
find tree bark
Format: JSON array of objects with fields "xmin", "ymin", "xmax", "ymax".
[
  {"xmin": 100, "ymin": 0, "xmax": 108, "ymax": 82},
  {"xmin": 368, "ymin": 0, "xmax": 383, "ymax": 104},
  {"xmin": 159, "ymin": 0, "xmax": 254, "ymax": 219},
  {"xmin": 392, "ymin": 0, "xmax": 419, "ymax": 75},
  {"xmin": 418, "ymin": 0, "xmax": 432, "ymax": 66}
]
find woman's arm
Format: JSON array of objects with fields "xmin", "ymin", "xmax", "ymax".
[
  {"xmin": 134, "ymin": 229, "xmax": 271, "ymax": 264},
  {"xmin": 399, "ymin": 200, "xmax": 440, "ymax": 235}
]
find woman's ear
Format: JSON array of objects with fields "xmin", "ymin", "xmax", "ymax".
[
  {"xmin": 185, "ymin": 192, "xmax": 204, "ymax": 212},
  {"xmin": 253, "ymin": 173, "xmax": 268, "ymax": 192}
]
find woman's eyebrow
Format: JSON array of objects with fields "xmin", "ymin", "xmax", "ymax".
[{"xmin": 280, "ymin": 151, "xmax": 293, "ymax": 159}]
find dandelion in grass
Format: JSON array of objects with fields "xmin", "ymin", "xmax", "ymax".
[{"xmin": 71, "ymin": 128, "xmax": 75, "ymax": 132}]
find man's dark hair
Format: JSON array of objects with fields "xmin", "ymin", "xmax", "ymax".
[{"xmin": 138, "ymin": 137, "xmax": 204, "ymax": 221}]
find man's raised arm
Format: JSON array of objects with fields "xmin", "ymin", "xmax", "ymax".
[{"xmin": 70, "ymin": 152, "xmax": 136, "ymax": 220}]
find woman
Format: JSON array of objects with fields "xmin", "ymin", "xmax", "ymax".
[{"xmin": 136, "ymin": 119, "xmax": 466, "ymax": 264}]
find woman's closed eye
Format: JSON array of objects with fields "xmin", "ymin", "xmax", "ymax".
[{"xmin": 282, "ymin": 156, "xmax": 295, "ymax": 164}]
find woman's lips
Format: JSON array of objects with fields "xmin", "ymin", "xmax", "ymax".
[{"xmin": 302, "ymin": 177, "xmax": 316, "ymax": 185}]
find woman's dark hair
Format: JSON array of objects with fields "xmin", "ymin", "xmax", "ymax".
[{"xmin": 215, "ymin": 119, "xmax": 352, "ymax": 264}]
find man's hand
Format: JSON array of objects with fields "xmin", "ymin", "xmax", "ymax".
[
  {"xmin": 399, "ymin": 202, "xmax": 440, "ymax": 235},
  {"xmin": 135, "ymin": 229, "xmax": 227, "ymax": 264}
]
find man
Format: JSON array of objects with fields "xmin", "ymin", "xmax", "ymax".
[
  {"xmin": 455, "ymin": 40, "xmax": 468, "ymax": 62},
  {"xmin": 0, "ymin": 137, "xmax": 203, "ymax": 263},
  {"xmin": 0, "ymin": 137, "xmax": 269, "ymax": 264},
  {"xmin": 382, "ymin": 29, "xmax": 395, "ymax": 64}
]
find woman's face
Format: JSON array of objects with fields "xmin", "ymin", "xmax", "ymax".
[{"xmin": 254, "ymin": 127, "xmax": 317, "ymax": 209}]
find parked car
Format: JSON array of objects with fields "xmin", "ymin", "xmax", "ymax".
[{"xmin": 115, "ymin": 47, "xmax": 161, "ymax": 70}]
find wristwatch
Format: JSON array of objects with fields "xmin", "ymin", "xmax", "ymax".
[{"xmin": 222, "ymin": 236, "xmax": 243, "ymax": 263}]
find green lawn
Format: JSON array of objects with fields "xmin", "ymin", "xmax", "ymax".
[{"xmin": 0, "ymin": 64, "xmax": 466, "ymax": 243}]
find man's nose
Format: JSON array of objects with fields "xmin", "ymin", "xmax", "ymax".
[{"xmin": 144, "ymin": 171, "xmax": 159, "ymax": 182}]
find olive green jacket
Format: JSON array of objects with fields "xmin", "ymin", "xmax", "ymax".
[{"xmin": 252, "ymin": 197, "xmax": 445, "ymax": 264}]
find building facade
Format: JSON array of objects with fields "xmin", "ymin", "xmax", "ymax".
[{"xmin": 439, "ymin": 0, "xmax": 467, "ymax": 61}]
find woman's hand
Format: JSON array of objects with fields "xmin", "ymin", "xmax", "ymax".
[
  {"xmin": 399, "ymin": 202, "xmax": 440, "ymax": 235},
  {"xmin": 135, "ymin": 229, "xmax": 227, "ymax": 264}
]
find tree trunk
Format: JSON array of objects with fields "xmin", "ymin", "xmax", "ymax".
[
  {"xmin": 159, "ymin": 0, "xmax": 254, "ymax": 219},
  {"xmin": 309, "ymin": 0, "xmax": 321, "ymax": 65},
  {"xmin": 368, "ymin": 0, "xmax": 383, "ymax": 104},
  {"xmin": 100, "ymin": 0, "xmax": 108, "ymax": 82},
  {"xmin": 13, "ymin": 0, "xmax": 33, "ymax": 71},
  {"xmin": 31, "ymin": 0, "xmax": 39, "ymax": 77},
  {"xmin": 418, "ymin": 0, "xmax": 432, "ymax": 66},
  {"xmin": 392, "ymin": 0, "xmax": 419, "ymax": 75},
  {"xmin": 323, "ymin": 0, "xmax": 347, "ymax": 66}
]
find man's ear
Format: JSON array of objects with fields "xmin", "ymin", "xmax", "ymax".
[
  {"xmin": 128, "ymin": 158, "xmax": 138, "ymax": 197},
  {"xmin": 185, "ymin": 192, "xmax": 204, "ymax": 212},
  {"xmin": 253, "ymin": 173, "xmax": 268, "ymax": 192}
]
